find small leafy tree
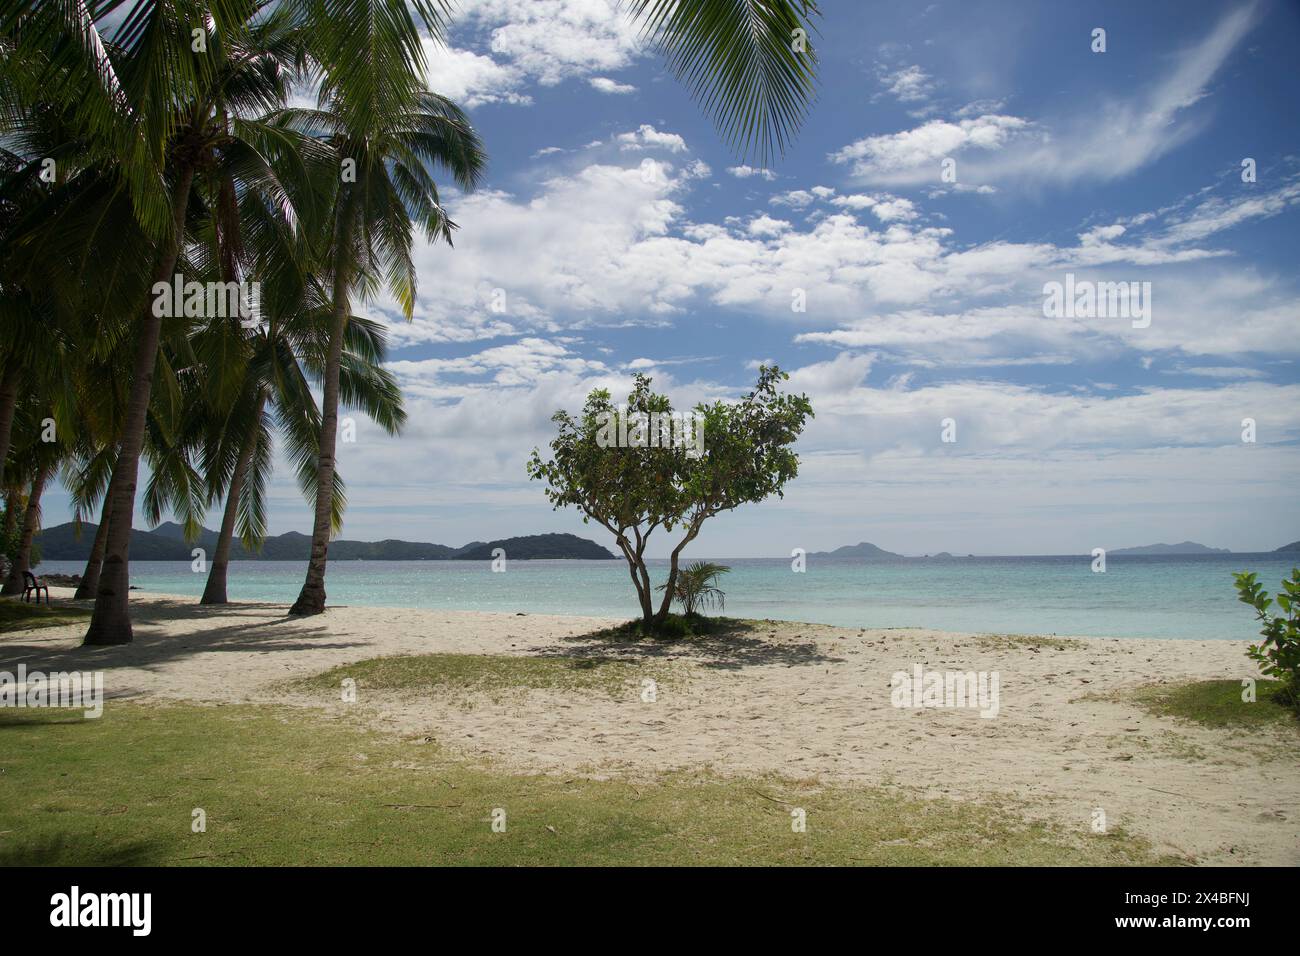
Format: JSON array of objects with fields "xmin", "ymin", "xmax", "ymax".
[
  {"xmin": 529, "ymin": 367, "xmax": 811, "ymax": 633},
  {"xmin": 658, "ymin": 561, "xmax": 731, "ymax": 616},
  {"xmin": 1233, "ymin": 569, "xmax": 1300, "ymax": 708}
]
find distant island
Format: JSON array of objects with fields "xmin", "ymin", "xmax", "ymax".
[
  {"xmin": 1109, "ymin": 541, "xmax": 1230, "ymax": 555},
  {"xmin": 34, "ymin": 521, "xmax": 618, "ymax": 562},
  {"xmin": 1276, "ymin": 540, "xmax": 1300, "ymax": 553},
  {"xmin": 809, "ymin": 541, "xmax": 903, "ymax": 559}
]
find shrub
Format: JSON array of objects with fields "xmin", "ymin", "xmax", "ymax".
[
  {"xmin": 529, "ymin": 367, "xmax": 811, "ymax": 632},
  {"xmin": 657, "ymin": 561, "xmax": 730, "ymax": 616},
  {"xmin": 1233, "ymin": 569, "xmax": 1300, "ymax": 709}
]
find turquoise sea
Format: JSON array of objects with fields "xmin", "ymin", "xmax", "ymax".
[{"xmin": 36, "ymin": 553, "xmax": 1299, "ymax": 641}]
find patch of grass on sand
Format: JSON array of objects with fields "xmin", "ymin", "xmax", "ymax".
[
  {"xmin": 582, "ymin": 614, "xmax": 749, "ymax": 642},
  {"xmin": 0, "ymin": 702, "xmax": 1174, "ymax": 866},
  {"xmin": 289, "ymin": 652, "xmax": 672, "ymax": 700},
  {"xmin": 1130, "ymin": 679, "xmax": 1298, "ymax": 729},
  {"xmin": 974, "ymin": 633, "xmax": 1083, "ymax": 652},
  {"xmin": 0, "ymin": 598, "xmax": 91, "ymax": 633}
]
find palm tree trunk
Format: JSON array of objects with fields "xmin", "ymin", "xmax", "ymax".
[
  {"xmin": 652, "ymin": 524, "xmax": 701, "ymax": 626},
  {"xmin": 1, "ymin": 468, "xmax": 49, "ymax": 595},
  {"xmin": 84, "ymin": 163, "xmax": 196, "ymax": 646},
  {"xmin": 289, "ymin": 272, "xmax": 349, "ymax": 617},
  {"xmin": 202, "ymin": 393, "xmax": 264, "ymax": 605},
  {"xmin": 0, "ymin": 360, "xmax": 19, "ymax": 487},
  {"xmin": 73, "ymin": 500, "xmax": 111, "ymax": 599}
]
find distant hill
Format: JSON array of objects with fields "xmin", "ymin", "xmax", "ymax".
[
  {"xmin": 35, "ymin": 522, "xmax": 617, "ymax": 563},
  {"xmin": 1275, "ymin": 540, "xmax": 1300, "ymax": 553},
  {"xmin": 810, "ymin": 541, "xmax": 902, "ymax": 559},
  {"xmin": 1110, "ymin": 541, "xmax": 1230, "ymax": 555},
  {"xmin": 456, "ymin": 534, "xmax": 618, "ymax": 560},
  {"xmin": 34, "ymin": 521, "xmax": 197, "ymax": 561}
]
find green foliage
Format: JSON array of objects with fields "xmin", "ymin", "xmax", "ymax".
[
  {"xmin": 528, "ymin": 367, "xmax": 811, "ymax": 629},
  {"xmin": 1233, "ymin": 569, "xmax": 1300, "ymax": 708},
  {"xmin": 628, "ymin": 0, "xmax": 821, "ymax": 164},
  {"xmin": 657, "ymin": 561, "xmax": 731, "ymax": 616},
  {"xmin": 584, "ymin": 612, "xmax": 739, "ymax": 641},
  {"xmin": 1131, "ymin": 679, "xmax": 1298, "ymax": 729},
  {"xmin": 0, "ymin": 501, "xmax": 21, "ymax": 560}
]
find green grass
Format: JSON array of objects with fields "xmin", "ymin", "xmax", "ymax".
[
  {"xmin": 0, "ymin": 598, "xmax": 91, "ymax": 633},
  {"xmin": 0, "ymin": 702, "xmax": 1173, "ymax": 866},
  {"xmin": 1130, "ymin": 679, "xmax": 1299, "ymax": 729},
  {"xmin": 580, "ymin": 613, "xmax": 744, "ymax": 641},
  {"xmin": 288, "ymin": 652, "xmax": 677, "ymax": 701}
]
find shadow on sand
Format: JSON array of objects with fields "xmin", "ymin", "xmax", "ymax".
[
  {"xmin": 0, "ymin": 598, "xmax": 365, "ymax": 677},
  {"xmin": 549, "ymin": 617, "xmax": 847, "ymax": 670}
]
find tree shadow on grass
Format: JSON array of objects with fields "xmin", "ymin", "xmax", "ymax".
[
  {"xmin": 0, "ymin": 711, "xmax": 98, "ymax": 731},
  {"xmin": 551, "ymin": 617, "xmax": 846, "ymax": 671},
  {"xmin": 0, "ymin": 833, "xmax": 163, "ymax": 867}
]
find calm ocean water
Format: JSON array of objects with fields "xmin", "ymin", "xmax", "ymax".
[{"xmin": 36, "ymin": 553, "xmax": 1299, "ymax": 641}]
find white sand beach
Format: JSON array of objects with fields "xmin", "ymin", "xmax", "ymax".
[{"xmin": 4, "ymin": 588, "xmax": 1297, "ymax": 866}]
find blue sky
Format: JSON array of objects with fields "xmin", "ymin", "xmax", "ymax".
[{"xmin": 51, "ymin": 0, "xmax": 1300, "ymax": 556}]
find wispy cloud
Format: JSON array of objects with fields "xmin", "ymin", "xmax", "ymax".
[{"xmin": 832, "ymin": 3, "xmax": 1261, "ymax": 190}]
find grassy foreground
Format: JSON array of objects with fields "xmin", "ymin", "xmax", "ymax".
[
  {"xmin": 291, "ymin": 652, "xmax": 678, "ymax": 701},
  {"xmin": 1130, "ymin": 679, "xmax": 1298, "ymax": 729},
  {"xmin": 0, "ymin": 598, "xmax": 91, "ymax": 632},
  {"xmin": 0, "ymin": 701, "xmax": 1171, "ymax": 866}
]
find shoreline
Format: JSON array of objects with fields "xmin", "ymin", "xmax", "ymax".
[
  {"xmin": 3, "ymin": 588, "xmax": 1297, "ymax": 865},
  {"xmin": 23, "ymin": 573, "xmax": 1280, "ymax": 642}
]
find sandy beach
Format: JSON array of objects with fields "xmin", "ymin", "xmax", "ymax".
[{"xmin": 4, "ymin": 587, "xmax": 1297, "ymax": 866}]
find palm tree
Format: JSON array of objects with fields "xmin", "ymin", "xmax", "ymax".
[
  {"xmin": 626, "ymin": 0, "xmax": 820, "ymax": 165},
  {"xmin": 194, "ymin": 295, "xmax": 407, "ymax": 603},
  {"xmin": 4, "ymin": 0, "xmax": 821, "ymax": 627},
  {"xmin": 4, "ymin": 2, "xmax": 310, "ymax": 642},
  {"xmin": 656, "ymin": 561, "xmax": 731, "ymax": 616},
  {"xmin": 283, "ymin": 89, "xmax": 484, "ymax": 615},
  {"xmin": 0, "ymin": 465, "xmax": 50, "ymax": 595},
  {"xmin": 0, "ymin": 398, "xmax": 68, "ymax": 595},
  {"xmin": 283, "ymin": 0, "xmax": 820, "ymax": 616}
]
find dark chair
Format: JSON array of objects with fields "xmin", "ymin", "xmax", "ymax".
[{"xmin": 22, "ymin": 570, "xmax": 50, "ymax": 606}]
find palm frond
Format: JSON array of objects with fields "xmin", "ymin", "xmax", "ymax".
[{"xmin": 626, "ymin": 0, "xmax": 820, "ymax": 165}]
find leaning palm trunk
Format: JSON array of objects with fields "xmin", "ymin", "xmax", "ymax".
[
  {"xmin": 0, "ymin": 362, "xmax": 18, "ymax": 487},
  {"xmin": 84, "ymin": 164, "xmax": 197, "ymax": 645},
  {"xmin": 1, "ymin": 467, "xmax": 48, "ymax": 595},
  {"xmin": 651, "ymin": 524, "xmax": 702, "ymax": 626},
  {"xmin": 202, "ymin": 393, "xmax": 265, "ymax": 605},
  {"xmin": 73, "ymin": 501, "xmax": 111, "ymax": 600},
  {"xmin": 289, "ymin": 267, "xmax": 349, "ymax": 616}
]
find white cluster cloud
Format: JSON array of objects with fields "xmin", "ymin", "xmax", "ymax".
[
  {"xmin": 589, "ymin": 76, "xmax": 636, "ymax": 95},
  {"xmin": 831, "ymin": 193, "xmax": 918, "ymax": 222},
  {"xmin": 422, "ymin": 0, "xmax": 643, "ymax": 107},
  {"xmin": 616, "ymin": 124, "xmax": 688, "ymax": 153},
  {"xmin": 364, "ymin": 130, "xmax": 1300, "ymax": 370},
  {"xmin": 727, "ymin": 165, "xmax": 777, "ymax": 181},
  {"xmin": 831, "ymin": 114, "xmax": 1031, "ymax": 181},
  {"xmin": 877, "ymin": 64, "xmax": 935, "ymax": 104},
  {"xmin": 422, "ymin": 42, "xmax": 532, "ymax": 107}
]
